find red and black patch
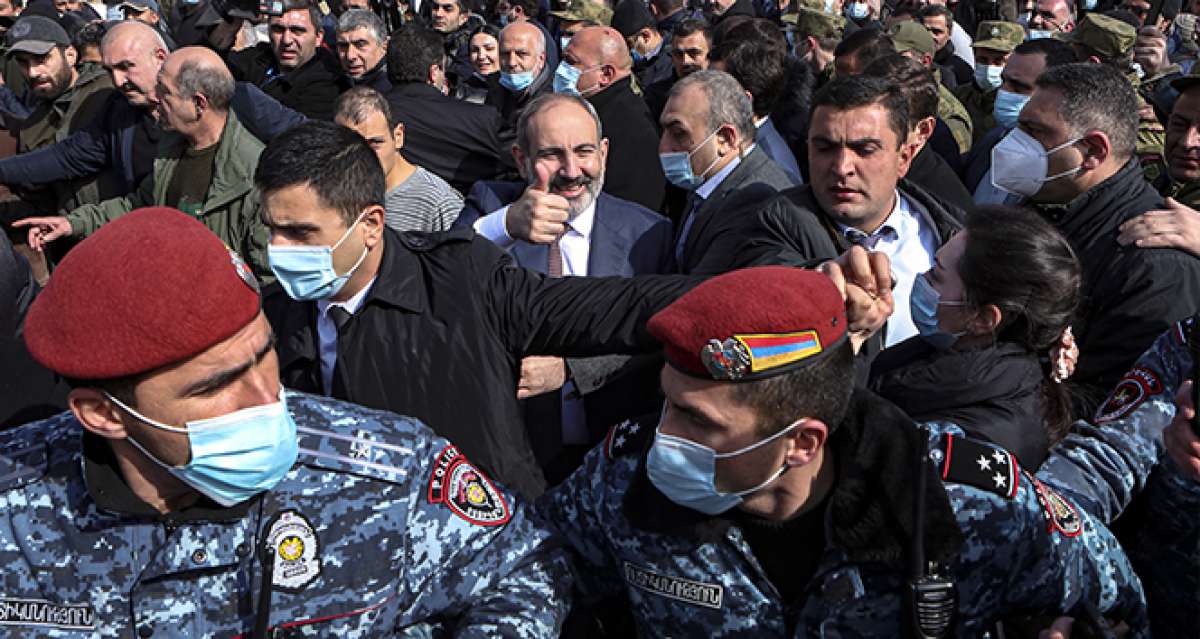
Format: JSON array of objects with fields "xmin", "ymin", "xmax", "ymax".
[
  {"xmin": 1032, "ymin": 478, "xmax": 1083, "ymax": 537},
  {"xmin": 604, "ymin": 414, "xmax": 655, "ymax": 460},
  {"xmin": 427, "ymin": 445, "xmax": 510, "ymax": 526},
  {"xmin": 940, "ymin": 434, "xmax": 1019, "ymax": 500},
  {"xmin": 1095, "ymin": 368, "xmax": 1162, "ymax": 423}
]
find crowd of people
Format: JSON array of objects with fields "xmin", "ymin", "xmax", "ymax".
[{"xmin": 4, "ymin": 0, "xmax": 1200, "ymax": 633}]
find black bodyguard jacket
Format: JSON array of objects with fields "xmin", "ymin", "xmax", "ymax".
[
  {"xmin": 868, "ymin": 338, "xmax": 1049, "ymax": 469},
  {"xmin": 1040, "ymin": 159, "xmax": 1200, "ymax": 415},
  {"xmin": 263, "ymin": 228, "xmax": 696, "ymax": 499},
  {"xmin": 227, "ymin": 44, "xmax": 349, "ymax": 121},
  {"xmin": 589, "ymin": 76, "xmax": 667, "ymax": 212}
]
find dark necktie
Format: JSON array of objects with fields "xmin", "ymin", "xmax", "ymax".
[
  {"xmin": 328, "ymin": 306, "xmax": 352, "ymax": 333},
  {"xmin": 547, "ymin": 236, "xmax": 564, "ymax": 278},
  {"xmin": 674, "ymin": 193, "xmax": 703, "ymax": 265}
]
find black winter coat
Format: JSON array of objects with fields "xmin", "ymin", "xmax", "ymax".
[
  {"xmin": 869, "ymin": 338, "xmax": 1050, "ymax": 469},
  {"xmin": 1040, "ymin": 159, "xmax": 1200, "ymax": 415},
  {"xmin": 263, "ymin": 228, "xmax": 696, "ymax": 498},
  {"xmin": 228, "ymin": 44, "xmax": 349, "ymax": 121},
  {"xmin": 589, "ymin": 76, "xmax": 667, "ymax": 212}
]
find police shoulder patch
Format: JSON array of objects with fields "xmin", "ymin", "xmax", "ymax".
[
  {"xmin": 264, "ymin": 509, "xmax": 322, "ymax": 593},
  {"xmin": 1031, "ymin": 478, "xmax": 1083, "ymax": 537},
  {"xmin": 427, "ymin": 445, "xmax": 511, "ymax": 526},
  {"xmin": 1095, "ymin": 367, "xmax": 1162, "ymax": 423},
  {"xmin": 939, "ymin": 434, "xmax": 1019, "ymax": 500},
  {"xmin": 604, "ymin": 415, "xmax": 653, "ymax": 460}
]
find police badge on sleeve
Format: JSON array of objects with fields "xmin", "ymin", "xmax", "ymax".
[
  {"xmin": 427, "ymin": 445, "xmax": 511, "ymax": 526},
  {"xmin": 1095, "ymin": 367, "xmax": 1162, "ymax": 423},
  {"xmin": 264, "ymin": 509, "xmax": 322, "ymax": 593}
]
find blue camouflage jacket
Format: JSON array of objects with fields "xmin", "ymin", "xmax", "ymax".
[
  {"xmin": 0, "ymin": 391, "xmax": 570, "ymax": 637},
  {"xmin": 534, "ymin": 389, "xmax": 1148, "ymax": 637},
  {"xmin": 1053, "ymin": 316, "xmax": 1200, "ymax": 636}
]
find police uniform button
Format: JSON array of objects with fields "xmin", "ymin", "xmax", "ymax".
[
  {"xmin": 236, "ymin": 542, "xmax": 250, "ymax": 557},
  {"xmin": 192, "ymin": 549, "xmax": 208, "ymax": 564},
  {"xmin": 138, "ymin": 625, "xmax": 154, "ymax": 638}
]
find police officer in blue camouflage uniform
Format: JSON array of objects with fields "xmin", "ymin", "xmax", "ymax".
[
  {"xmin": 1048, "ymin": 313, "xmax": 1200, "ymax": 637},
  {"xmin": 0, "ymin": 206, "xmax": 570, "ymax": 637},
  {"xmin": 534, "ymin": 265, "xmax": 1149, "ymax": 637}
]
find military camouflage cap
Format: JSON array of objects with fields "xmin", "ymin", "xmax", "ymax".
[
  {"xmin": 550, "ymin": 0, "xmax": 613, "ymax": 25},
  {"xmin": 890, "ymin": 20, "xmax": 935, "ymax": 56},
  {"xmin": 783, "ymin": 6, "xmax": 845, "ymax": 40},
  {"xmin": 973, "ymin": 20, "xmax": 1024, "ymax": 53},
  {"xmin": 1064, "ymin": 13, "xmax": 1136, "ymax": 59}
]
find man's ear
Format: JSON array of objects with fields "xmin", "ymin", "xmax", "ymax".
[
  {"xmin": 783, "ymin": 418, "xmax": 828, "ymax": 467},
  {"xmin": 1079, "ymin": 130, "xmax": 1112, "ymax": 170},
  {"xmin": 392, "ymin": 121, "xmax": 406, "ymax": 150},
  {"xmin": 512, "ymin": 143, "xmax": 527, "ymax": 179},
  {"xmin": 716, "ymin": 122, "xmax": 739, "ymax": 155},
  {"xmin": 64, "ymin": 45, "xmax": 78, "ymax": 67},
  {"xmin": 361, "ymin": 204, "xmax": 386, "ymax": 248},
  {"xmin": 69, "ymin": 388, "xmax": 130, "ymax": 441}
]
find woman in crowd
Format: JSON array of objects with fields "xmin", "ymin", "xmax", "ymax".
[
  {"xmin": 869, "ymin": 205, "xmax": 1081, "ymax": 469},
  {"xmin": 458, "ymin": 23, "xmax": 501, "ymax": 104}
]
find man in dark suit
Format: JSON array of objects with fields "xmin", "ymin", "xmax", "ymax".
[
  {"xmin": 226, "ymin": 0, "xmax": 348, "ymax": 120},
  {"xmin": 461, "ymin": 93, "xmax": 673, "ymax": 484},
  {"xmin": 660, "ymin": 70, "xmax": 802, "ymax": 276},
  {"xmin": 559, "ymin": 26, "xmax": 667, "ymax": 212},
  {"xmin": 384, "ymin": 27, "xmax": 515, "ymax": 194},
  {"xmin": 260, "ymin": 121, "xmax": 694, "ymax": 499}
]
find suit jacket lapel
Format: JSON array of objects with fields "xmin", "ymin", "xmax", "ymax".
[
  {"xmin": 682, "ymin": 151, "xmax": 760, "ymax": 269},
  {"xmin": 589, "ymin": 196, "xmax": 634, "ymax": 277},
  {"xmin": 511, "ymin": 240, "xmax": 550, "ymax": 275}
]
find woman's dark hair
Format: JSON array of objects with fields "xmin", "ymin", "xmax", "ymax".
[
  {"xmin": 958, "ymin": 205, "xmax": 1082, "ymax": 445},
  {"xmin": 470, "ymin": 21, "xmax": 500, "ymax": 43}
]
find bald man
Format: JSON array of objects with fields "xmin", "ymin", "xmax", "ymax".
[
  {"xmin": 0, "ymin": 21, "xmax": 303, "ymax": 228},
  {"xmin": 17, "ymin": 46, "xmax": 274, "ymax": 282},
  {"xmin": 555, "ymin": 25, "xmax": 665, "ymax": 211},
  {"xmin": 491, "ymin": 21, "xmax": 552, "ymax": 128}
]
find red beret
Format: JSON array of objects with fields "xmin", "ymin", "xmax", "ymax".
[
  {"xmin": 25, "ymin": 207, "xmax": 261, "ymax": 380},
  {"xmin": 648, "ymin": 266, "xmax": 847, "ymax": 381}
]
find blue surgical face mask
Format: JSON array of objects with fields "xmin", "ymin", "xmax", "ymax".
[
  {"xmin": 268, "ymin": 212, "xmax": 370, "ymax": 302},
  {"xmin": 106, "ymin": 4, "xmax": 124, "ymax": 20},
  {"xmin": 1082, "ymin": 0, "xmax": 1096, "ymax": 9},
  {"xmin": 632, "ymin": 47, "xmax": 646, "ymax": 64},
  {"xmin": 1027, "ymin": 28, "xmax": 1054, "ymax": 40},
  {"xmin": 560, "ymin": 35, "xmax": 572, "ymax": 52},
  {"xmin": 553, "ymin": 60, "xmax": 599, "ymax": 95},
  {"xmin": 499, "ymin": 13, "xmax": 510, "ymax": 25},
  {"xmin": 1016, "ymin": 11, "xmax": 1031, "ymax": 26},
  {"xmin": 846, "ymin": 1, "xmax": 869, "ymax": 19},
  {"xmin": 647, "ymin": 412, "xmax": 801, "ymax": 515},
  {"xmin": 992, "ymin": 88, "xmax": 1029, "ymax": 129},
  {"xmin": 659, "ymin": 129, "xmax": 722, "ymax": 190},
  {"xmin": 107, "ymin": 389, "xmax": 299, "ymax": 507},
  {"xmin": 974, "ymin": 63, "xmax": 1003, "ymax": 91},
  {"xmin": 500, "ymin": 69, "xmax": 535, "ymax": 91},
  {"xmin": 910, "ymin": 271, "xmax": 967, "ymax": 350}
]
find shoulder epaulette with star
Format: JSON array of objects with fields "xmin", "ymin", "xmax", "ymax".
[
  {"xmin": 938, "ymin": 434, "xmax": 1019, "ymax": 500},
  {"xmin": 603, "ymin": 412, "xmax": 657, "ymax": 460}
]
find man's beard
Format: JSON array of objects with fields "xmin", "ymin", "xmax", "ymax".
[{"xmin": 526, "ymin": 163, "xmax": 606, "ymax": 220}]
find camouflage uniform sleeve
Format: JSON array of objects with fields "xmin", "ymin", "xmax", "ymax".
[
  {"xmin": 398, "ymin": 440, "xmax": 573, "ymax": 638},
  {"xmin": 931, "ymin": 428, "xmax": 1150, "ymax": 635},
  {"xmin": 1037, "ymin": 322, "xmax": 1190, "ymax": 523},
  {"xmin": 531, "ymin": 443, "xmax": 629, "ymax": 605}
]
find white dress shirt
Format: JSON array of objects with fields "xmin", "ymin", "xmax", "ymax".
[
  {"xmin": 838, "ymin": 191, "xmax": 937, "ymax": 347},
  {"xmin": 474, "ymin": 199, "xmax": 597, "ymax": 444},
  {"xmin": 315, "ymin": 278, "xmax": 375, "ymax": 395}
]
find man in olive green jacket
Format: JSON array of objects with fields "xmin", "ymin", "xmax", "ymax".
[{"xmin": 16, "ymin": 46, "xmax": 272, "ymax": 282}]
